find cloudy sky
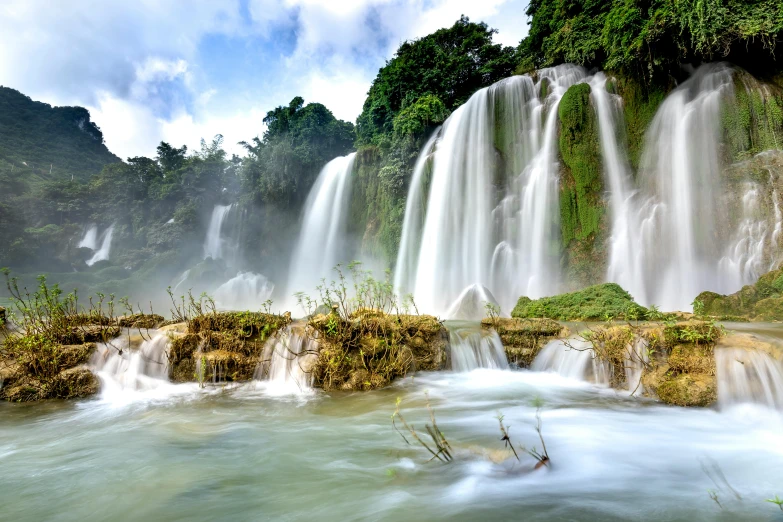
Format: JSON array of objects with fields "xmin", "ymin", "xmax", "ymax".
[{"xmin": 0, "ymin": 0, "xmax": 530, "ymax": 159}]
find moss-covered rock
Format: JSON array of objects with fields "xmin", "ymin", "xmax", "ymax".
[
  {"xmin": 168, "ymin": 312, "xmax": 290, "ymax": 383},
  {"xmin": 117, "ymin": 313, "xmax": 164, "ymax": 329},
  {"xmin": 648, "ymin": 370, "xmax": 717, "ymax": 408},
  {"xmin": 0, "ymin": 341, "xmax": 99, "ymax": 402},
  {"xmin": 696, "ymin": 267, "xmax": 783, "ymax": 320},
  {"xmin": 558, "ymin": 82, "xmax": 607, "ymax": 288},
  {"xmin": 480, "ymin": 317, "xmax": 565, "ymax": 366},
  {"xmin": 310, "ymin": 311, "xmax": 447, "ymax": 391},
  {"xmin": 512, "ymin": 283, "xmax": 648, "ymax": 321}
]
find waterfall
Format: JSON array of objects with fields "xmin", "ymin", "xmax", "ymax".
[
  {"xmin": 78, "ymin": 225, "xmax": 98, "ymax": 250},
  {"xmin": 393, "ymin": 131, "xmax": 439, "ymax": 298},
  {"xmin": 531, "ymin": 339, "xmax": 610, "ymax": 385},
  {"xmin": 86, "ymin": 225, "xmax": 114, "ymax": 266},
  {"xmin": 591, "ymin": 75, "xmax": 647, "ymax": 304},
  {"xmin": 624, "ymin": 64, "xmax": 734, "ymax": 310},
  {"xmin": 395, "ymin": 65, "xmax": 586, "ymax": 316},
  {"xmin": 254, "ymin": 326, "xmax": 317, "ymax": 394},
  {"xmin": 90, "ymin": 333, "xmax": 171, "ymax": 391},
  {"xmin": 447, "ymin": 324, "xmax": 508, "ymax": 371},
  {"xmin": 214, "ymin": 272, "xmax": 274, "ymax": 311},
  {"xmin": 203, "ymin": 204, "xmax": 235, "ymax": 260},
  {"xmin": 716, "ymin": 347, "xmax": 783, "ymax": 409},
  {"xmin": 287, "ymin": 153, "xmax": 356, "ymax": 296}
]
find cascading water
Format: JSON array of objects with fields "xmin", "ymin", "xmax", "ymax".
[
  {"xmin": 591, "ymin": 74, "xmax": 647, "ymax": 304},
  {"xmin": 531, "ymin": 339, "xmax": 610, "ymax": 385},
  {"xmin": 393, "ymin": 131, "xmax": 439, "ymax": 297},
  {"xmin": 78, "ymin": 225, "xmax": 98, "ymax": 250},
  {"xmin": 716, "ymin": 347, "xmax": 783, "ymax": 409},
  {"xmin": 254, "ymin": 326, "xmax": 317, "ymax": 394},
  {"xmin": 447, "ymin": 323, "xmax": 508, "ymax": 371},
  {"xmin": 287, "ymin": 153, "xmax": 356, "ymax": 297},
  {"xmin": 214, "ymin": 272, "xmax": 274, "ymax": 310},
  {"xmin": 90, "ymin": 333, "xmax": 171, "ymax": 392},
  {"xmin": 395, "ymin": 65, "xmax": 586, "ymax": 316},
  {"xmin": 86, "ymin": 225, "xmax": 114, "ymax": 266},
  {"xmin": 203, "ymin": 204, "xmax": 235, "ymax": 260},
  {"xmin": 615, "ymin": 64, "xmax": 735, "ymax": 310}
]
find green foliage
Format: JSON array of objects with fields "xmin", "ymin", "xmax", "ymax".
[
  {"xmin": 357, "ymin": 16, "xmax": 517, "ymax": 144},
  {"xmin": 696, "ymin": 266, "xmax": 783, "ymax": 319},
  {"xmin": 511, "ymin": 283, "xmax": 648, "ymax": 321},
  {"xmin": 392, "ymin": 95, "xmax": 449, "ymax": 138},
  {"xmin": 521, "ymin": 0, "xmax": 783, "ymax": 78},
  {"xmin": 0, "ymin": 86, "xmax": 120, "ymax": 181}
]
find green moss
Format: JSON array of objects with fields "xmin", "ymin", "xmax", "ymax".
[
  {"xmin": 614, "ymin": 75, "xmax": 667, "ymax": 170},
  {"xmin": 511, "ymin": 283, "xmax": 647, "ymax": 321},
  {"xmin": 655, "ymin": 372, "xmax": 717, "ymax": 407},
  {"xmin": 723, "ymin": 71, "xmax": 783, "ymax": 161},
  {"xmin": 696, "ymin": 267, "xmax": 783, "ymax": 320},
  {"xmin": 558, "ymin": 83, "xmax": 607, "ymax": 287}
]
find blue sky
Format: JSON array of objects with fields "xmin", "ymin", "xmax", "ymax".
[{"xmin": 0, "ymin": 0, "xmax": 530, "ymax": 158}]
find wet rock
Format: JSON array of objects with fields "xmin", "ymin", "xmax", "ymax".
[
  {"xmin": 481, "ymin": 317, "xmax": 566, "ymax": 367},
  {"xmin": 117, "ymin": 313, "xmax": 165, "ymax": 329}
]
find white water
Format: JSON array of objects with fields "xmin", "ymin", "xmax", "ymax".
[
  {"xmin": 254, "ymin": 326, "xmax": 318, "ymax": 395},
  {"xmin": 203, "ymin": 204, "xmax": 234, "ymax": 260},
  {"xmin": 287, "ymin": 153, "xmax": 356, "ymax": 297},
  {"xmin": 531, "ymin": 339, "xmax": 610, "ymax": 385},
  {"xmin": 90, "ymin": 333, "xmax": 172, "ymax": 395},
  {"xmin": 78, "ymin": 225, "xmax": 98, "ymax": 250},
  {"xmin": 445, "ymin": 284, "xmax": 504, "ymax": 321},
  {"xmin": 393, "ymin": 131, "xmax": 439, "ymax": 298},
  {"xmin": 447, "ymin": 323, "xmax": 508, "ymax": 371},
  {"xmin": 396, "ymin": 65, "xmax": 586, "ymax": 316},
  {"xmin": 591, "ymin": 75, "xmax": 648, "ymax": 304},
  {"xmin": 85, "ymin": 225, "xmax": 114, "ymax": 266},
  {"xmin": 213, "ymin": 272, "xmax": 274, "ymax": 311},
  {"xmin": 716, "ymin": 347, "xmax": 783, "ymax": 410}
]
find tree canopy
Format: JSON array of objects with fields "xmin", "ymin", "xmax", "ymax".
[{"xmin": 356, "ymin": 15, "xmax": 518, "ymax": 144}]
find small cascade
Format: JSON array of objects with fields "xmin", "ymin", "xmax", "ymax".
[
  {"xmin": 214, "ymin": 272, "xmax": 274, "ymax": 311},
  {"xmin": 90, "ymin": 333, "xmax": 171, "ymax": 391},
  {"xmin": 254, "ymin": 326, "xmax": 318, "ymax": 394},
  {"xmin": 86, "ymin": 225, "xmax": 114, "ymax": 266},
  {"xmin": 624, "ymin": 337, "xmax": 648, "ymax": 396},
  {"xmin": 531, "ymin": 339, "xmax": 610, "ymax": 385},
  {"xmin": 287, "ymin": 153, "xmax": 356, "ymax": 296},
  {"xmin": 395, "ymin": 65, "xmax": 586, "ymax": 316},
  {"xmin": 718, "ymin": 184, "xmax": 772, "ymax": 289},
  {"xmin": 203, "ymin": 204, "xmax": 235, "ymax": 260},
  {"xmin": 716, "ymin": 347, "xmax": 783, "ymax": 409},
  {"xmin": 447, "ymin": 324, "xmax": 508, "ymax": 371},
  {"xmin": 78, "ymin": 225, "xmax": 98, "ymax": 250}
]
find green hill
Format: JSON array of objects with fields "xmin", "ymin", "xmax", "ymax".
[{"xmin": 0, "ymin": 86, "xmax": 120, "ymax": 181}]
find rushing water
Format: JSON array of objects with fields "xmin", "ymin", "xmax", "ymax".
[
  {"xmin": 2, "ymin": 362, "xmax": 782, "ymax": 520},
  {"xmin": 447, "ymin": 322, "xmax": 508, "ymax": 371},
  {"xmin": 287, "ymin": 153, "xmax": 357, "ymax": 299}
]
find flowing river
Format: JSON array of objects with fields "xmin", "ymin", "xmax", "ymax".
[{"xmin": 1, "ymin": 326, "xmax": 782, "ymax": 521}]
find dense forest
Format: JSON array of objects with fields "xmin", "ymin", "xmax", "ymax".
[{"xmin": 1, "ymin": 3, "xmax": 782, "ymax": 304}]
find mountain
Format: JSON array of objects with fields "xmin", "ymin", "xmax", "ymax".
[{"xmin": 0, "ymin": 86, "xmax": 120, "ymax": 181}]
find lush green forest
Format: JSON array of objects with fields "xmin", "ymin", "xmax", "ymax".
[{"xmin": 1, "ymin": 5, "xmax": 782, "ymax": 301}]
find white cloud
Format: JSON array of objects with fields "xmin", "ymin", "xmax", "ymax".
[{"xmin": 0, "ymin": 0, "xmax": 530, "ymax": 159}]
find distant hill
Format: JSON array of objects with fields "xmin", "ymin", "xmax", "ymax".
[{"xmin": 0, "ymin": 86, "xmax": 120, "ymax": 181}]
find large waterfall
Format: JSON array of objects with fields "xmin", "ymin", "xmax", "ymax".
[
  {"xmin": 287, "ymin": 153, "xmax": 356, "ymax": 297},
  {"xmin": 395, "ymin": 65, "xmax": 586, "ymax": 316}
]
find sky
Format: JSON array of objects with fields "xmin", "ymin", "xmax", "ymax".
[{"xmin": 0, "ymin": 0, "xmax": 530, "ymax": 159}]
